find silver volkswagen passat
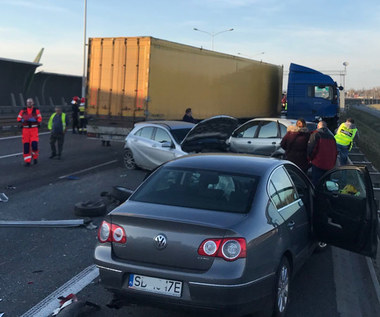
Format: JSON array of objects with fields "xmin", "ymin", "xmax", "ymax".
[{"xmin": 94, "ymin": 154, "xmax": 377, "ymax": 316}]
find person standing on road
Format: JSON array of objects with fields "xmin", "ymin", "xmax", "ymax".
[
  {"xmin": 182, "ymin": 107, "xmax": 197, "ymax": 123},
  {"xmin": 280, "ymin": 118, "xmax": 311, "ymax": 173},
  {"xmin": 17, "ymin": 98, "xmax": 42, "ymax": 166},
  {"xmin": 78, "ymin": 97, "xmax": 87, "ymax": 134},
  {"xmin": 71, "ymin": 96, "xmax": 80, "ymax": 134},
  {"xmin": 48, "ymin": 106, "xmax": 69, "ymax": 159},
  {"xmin": 307, "ymin": 121, "xmax": 337, "ymax": 185},
  {"xmin": 335, "ymin": 118, "xmax": 358, "ymax": 166}
]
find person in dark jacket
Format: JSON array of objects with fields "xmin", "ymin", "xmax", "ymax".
[
  {"xmin": 280, "ymin": 118, "xmax": 310, "ymax": 173},
  {"xmin": 182, "ymin": 108, "xmax": 196, "ymax": 123},
  {"xmin": 307, "ymin": 121, "xmax": 337, "ymax": 185}
]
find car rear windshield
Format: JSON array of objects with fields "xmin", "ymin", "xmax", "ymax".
[
  {"xmin": 131, "ymin": 167, "xmax": 260, "ymax": 213},
  {"xmin": 170, "ymin": 128, "xmax": 192, "ymax": 144}
]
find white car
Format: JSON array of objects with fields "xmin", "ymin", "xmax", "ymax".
[
  {"xmin": 123, "ymin": 116, "xmax": 239, "ymax": 170},
  {"xmin": 227, "ymin": 117, "xmax": 317, "ymax": 157}
]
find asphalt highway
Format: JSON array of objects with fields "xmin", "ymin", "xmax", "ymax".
[{"xmin": 0, "ymin": 132, "xmax": 379, "ymax": 317}]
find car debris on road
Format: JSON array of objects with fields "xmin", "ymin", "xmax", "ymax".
[{"xmin": 0, "ymin": 193, "xmax": 8, "ymax": 202}]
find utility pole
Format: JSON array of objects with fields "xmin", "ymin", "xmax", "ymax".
[{"xmin": 81, "ymin": 0, "xmax": 87, "ymax": 99}]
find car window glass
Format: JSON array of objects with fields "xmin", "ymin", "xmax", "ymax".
[
  {"xmin": 154, "ymin": 128, "xmax": 171, "ymax": 143},
  {"xmin": 134, "ymin": 128, "xmax": 142, "ymax": 136},
  {"xmin": 140, "ymin": 127, "xmax": 154, "ymax": 139},
  {"xmin": 268, "ymin": 167, "xmax": 298, "ymax": 210},
  {"xmin": 280, "ymin": 124, "xmax": 287, "ymax": 137},
  {"xmin": 234, "ymin": 122, "xmax": 259, "ymax": 138},
  {"xmin": 258, "ymin": 121, "xmax": 278, "ymax": 138},
  {"xmin": 285, "ymin": 166, "xmax": 310, "ymax": 208},
  {"xmin": 266, "ymin": 200, "xmax": 284, "ymax": 226},
  {"xmin": 131, "ymin": 167, "xmax": 260, "ymax": 214},
  {"xmin": 319, "ymin": 169, "xmax": 366, "ymax": 198}
]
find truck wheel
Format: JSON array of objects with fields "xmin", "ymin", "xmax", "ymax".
[
  {"xmin": 123, "ymin": 149, "xmax": 136, "ymax": 169},
  {"xmin": 74, "ymin": 201, "xmax": 107, "ymax": 217}
]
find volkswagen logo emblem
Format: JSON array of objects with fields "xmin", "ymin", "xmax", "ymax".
[{"xmin": 154, "ymin": 234, "xmax": 167, "ymax": 250}]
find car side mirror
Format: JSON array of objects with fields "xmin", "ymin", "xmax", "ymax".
[
  {"xmin": 161, "ymin": 141, "xmax": 172, "ymax": 148},
  {"xmin": 338, "ymin": 86, "xmax": 344, "ymax": 91},
  {"xmin": 325, "ymin": 180, "xmax": 339, "ymax": 192}
]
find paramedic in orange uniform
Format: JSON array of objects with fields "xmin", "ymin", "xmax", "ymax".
[{"xmin": 17, "ymin": 98, "xmax": 42, "ymax": 166}]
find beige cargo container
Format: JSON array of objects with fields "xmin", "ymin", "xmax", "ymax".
[{"xmin": 86, "ymin": 37, "xmax": 282, "ymax": 123}]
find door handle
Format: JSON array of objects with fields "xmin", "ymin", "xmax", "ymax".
[
  {"xmin": 247, "ymin": 141, "xmax": 252, "ymax": 144},
  {"xmin": 152, "ymin": 144, "xmax": 157, "ymax": 148},
  {"xmin": 287, "ymin": 221, "xmax": 295, "ymax": 230},
  {"xmin": 272, "ymin": 142, "xmax": 276, "ymax": 145}
]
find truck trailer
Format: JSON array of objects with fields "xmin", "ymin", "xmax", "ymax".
[
  {"xmin": 86, "ymin": 36, "xmax": 283, "ymax": 141},
  {"xmin": 85, "ymin": 36, "xmax": 340, "ymax": 141}
]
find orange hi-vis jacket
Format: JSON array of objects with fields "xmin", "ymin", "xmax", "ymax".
[{"xmin": 17, "ymin": 107, "xmax": 42, "ymax": 127}]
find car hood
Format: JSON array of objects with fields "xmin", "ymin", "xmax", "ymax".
[{"xmin": 181, "ymin": 115, "xmax": 239, "ymax": 153}]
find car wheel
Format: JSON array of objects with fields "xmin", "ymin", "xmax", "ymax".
[
  {"xmin": 74, "ymin": 201, "xmax": 107, "ymax": 217},
  {"xmin": 123, "ymin": 149, "xmax": 136, "ymax": 170},
  {"xmin": 315, "ymin": 241, "xmax": 328, "ymax": 253},
  {"xmin": 273, "ymin": 257, "xmax": 291, "ymax": 317}
]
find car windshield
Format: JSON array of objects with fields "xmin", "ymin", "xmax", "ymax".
[
  {"xmin": 170, "ymin": 128, "xmax": 192, "ymax": 144},
  {"xmin": 131, "ymin": 167, "xmax": 260, "ymax": 213}
]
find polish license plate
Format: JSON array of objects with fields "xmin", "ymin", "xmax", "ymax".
[{"xmin": 128, "ymin": 274, "xmax": 182, "ymax": 297}]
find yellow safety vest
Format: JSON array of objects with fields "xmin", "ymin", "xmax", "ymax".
[
  {"xmin": 79, "ymin": 105, "xmax": 85, "ymax": 119},
  {"xmin": 48, "ymin": 113, "xmax": 66, "ymax": 131},
  {"xmin": 335, "ymin": 123, "xmax": 357, "ymax": 150}
]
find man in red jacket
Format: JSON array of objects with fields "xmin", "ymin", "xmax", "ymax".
[
  {"xmin": 17, "ymin": 98, "xmax": 42, "ymax": 166},
  {"xmin": 307, "ymin": 121, "xmax": 337, "ymax": 185}
]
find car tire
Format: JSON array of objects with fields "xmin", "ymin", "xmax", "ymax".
[
  {"xmin": 272, "ymin": 257, "xmax": 291, "ymax": 317},
  {"xmin": 123, "ymin": 149, "xmax": 136, "ymax": 170},
  {"xmin": 111, "ymin": 186, "xmax": 133, "ymax": 204},
  {"xmin": 74, "ymin": 201, "xmax": 107, "ymax": 217}
]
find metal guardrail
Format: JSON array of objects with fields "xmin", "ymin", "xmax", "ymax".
[{"xmin": 348, "ymin": 147, "xmax": 380, "ymax": 239}]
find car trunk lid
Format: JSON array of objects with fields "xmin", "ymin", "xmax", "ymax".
[{"xmin": 109, "ymin": 202, "xmax": 245, "ymax": 271}]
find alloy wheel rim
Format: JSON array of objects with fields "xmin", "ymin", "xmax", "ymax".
[
  {"xmin": 277, "ymin": 265, "xmax": 289, "ymax": 313},
  {"xmin": 124, "ymin": 151, "xmax": 135, "ymax": 168}
]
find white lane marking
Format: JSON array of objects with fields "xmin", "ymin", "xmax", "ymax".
[
  {"xmin": 0, "ymin": 131, "xmax": 50, "ymax": 141},
  {"xmin": 20, "ymin": 265, "xmax": 99, "ymax": 317},
  {"xmin": 58, "ymin": 159, "xmax": 119, "ymax": 179},
  {"xmin": 0, "ymin": 152, "xmax": 23, "ymax": 159}
]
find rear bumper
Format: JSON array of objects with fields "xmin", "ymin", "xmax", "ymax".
[{"xmin": 95, "ymin": 245, "xmax": 275, "ymax": 315}]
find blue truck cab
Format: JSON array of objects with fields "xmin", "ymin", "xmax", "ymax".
[{"xmin": 286, "ymin": 63, "xmax": 342, "ymax": 130}]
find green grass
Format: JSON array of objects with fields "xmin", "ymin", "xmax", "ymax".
[{"xmin": 344, "ymin": 108, "xmax": 380, "ymax": 171}]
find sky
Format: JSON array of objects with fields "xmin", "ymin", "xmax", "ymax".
[{"xmin": 0, "ymin": 0, "xmax": 379, "ymax": 90}]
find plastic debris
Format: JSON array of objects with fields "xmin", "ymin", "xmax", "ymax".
[
  {"xmin": 52, "ymin": 294, "xmax": 101, "ymax": 316},
  {"xmin": 0, "ymin": 312, "xmax": 4, "ymax": 317},
  {"xmin": 86, "ymin": 222, "xmax": 98, "ymax": 230},
  {"xmin": 5, "ymin": 185, "xmax": 16, "ymax": 190},
  {"xmin": 0, "ymin": 193, "xmax": 8, "ymax": 203}
]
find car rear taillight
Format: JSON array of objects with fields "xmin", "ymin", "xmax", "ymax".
[
  {"xmin": 198, "ymin": 238, "xmax": 246, "ymax": 261},
  {"xmin": 97, "ymin": 221, "xmax": 126, "ymax": 244}
]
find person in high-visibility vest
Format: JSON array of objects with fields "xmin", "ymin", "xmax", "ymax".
[
  {"xmin": 17, "ymin": 98, "xmax": 42, "ymax": 166},
  {"xmin": 78, "ymin": 97, "xmax": 87, "ymax": 134},
  {"xmin": 48, "ymin": 106, "xmax": 69, "ymax": 159},
  {"xmin": 335, "ymin": 118, "xmax": 358, "ymax": 166}
]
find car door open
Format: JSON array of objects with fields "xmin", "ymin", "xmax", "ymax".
[{"xmin": 314, "ymin": 166, "xmax": 378, "ymax": 258}]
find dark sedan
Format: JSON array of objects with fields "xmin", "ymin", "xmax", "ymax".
[{"xmin": 94, "ymin": 154, "xmax": 377, "ymax": 317}]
